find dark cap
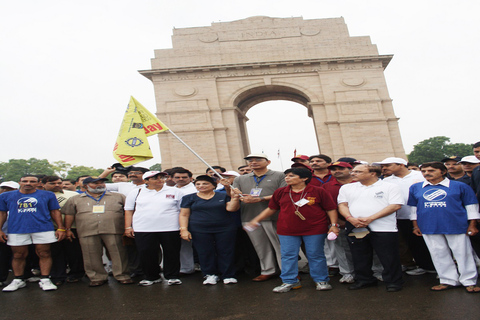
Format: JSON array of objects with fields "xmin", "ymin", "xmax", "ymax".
[
  {"xmin": 83, "ymin": 177, "xmax": 108, "ymax": 185},
  {"xmin": 328, "ymin": 161, "xmax": 353, "ymax": 169},
  {"xmin": 291, "ymin": 162, "xmax": 313, "ymax": 171},
  {"xmin": 291, "ymin": 155, "xmax": 309, "ymax": 161},
  {"xmin": 441, "ymin": 156, "xmax": 462, "ymax": 162},
  {"xmin": 336, "ymin": 157, "xmax": 357, "ymax": 164}
]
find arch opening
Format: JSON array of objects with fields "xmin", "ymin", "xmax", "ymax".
[{"xmin": 242, "ymin": 100, "xmax": 320, "ymax": 171}]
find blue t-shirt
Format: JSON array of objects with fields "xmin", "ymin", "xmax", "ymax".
[
  {"xmin": 0, "ymin": 190, "xmax": 60, "ymax": 234},
  {"xmin": 180, "ymin": 192, "xmax": 237, "ymax": 233},
  {"xmin": 407, "ymin": 180, "xmax": 478, "ymax": 234}
]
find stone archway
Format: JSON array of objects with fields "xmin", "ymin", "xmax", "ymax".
[{"xmin": 140, "ymin": 16, "xmax": 406, "ymax": 174}]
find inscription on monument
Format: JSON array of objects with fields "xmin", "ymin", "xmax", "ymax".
[{"xmin": 218, "ymin": 27, "xmax": 300, "ymax": 42}]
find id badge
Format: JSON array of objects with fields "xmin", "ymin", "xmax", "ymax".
[
  {"xmin": 294, "ymin": 198, "xmax": 309, "ymax": 207},
  {"xmin": 250, "ymin": 188, "xmax": 262, "ymax": 196},
  {"xmin": 92, "ymin": 205, "xmax": 105, "ymax": 213}
]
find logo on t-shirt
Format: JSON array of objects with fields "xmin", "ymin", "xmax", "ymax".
[
  {"xmin": 374, "ymin": 191, "xmax": 384, "ymax": 198},
  {"xmin": 165, "ymin": 194, "xmax": 175, "ymax": 199},
  {"xmin": 17, "ymin": 197, "xmax": 38, "ymax": 213},
  {"xmin": 422, "ymin": 188, "xmax": 447, "ymax": 208},
  {"xmin": 307, "ymin": 197, "xmax": 316, "ymax": 205}
]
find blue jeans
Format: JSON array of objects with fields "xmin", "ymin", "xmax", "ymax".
[{"xmin": 278, "ymin": 234, "xmax": 329, "ymax": 284}]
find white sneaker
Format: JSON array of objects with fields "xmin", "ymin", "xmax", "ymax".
[
  {"xmin": 138, "ymin": 278, "xmax": 162, "ymax": 286},
  {"xmin": 3, "ymin": 279, "xmax": 26, "ymax": 292},
  {"xmin": 273, "ymin": 281, "xmax": 302, "ymax": 293},
  {"xmin": 26, "ymin": 276, "xmax": 40, "ymax": 283},
  {"xmin": 203, "ymin": 275, "xmax": 219, "ymax": 285},
  {"xmin": 315, "ymin": 281, "xmax": 333, "ymax": 291},
  {"xmin": 39, "ymin": 278, "xmax": 57, "ymax": 291},
  {"xmin": 223, "ymin": 278, "xmax": 238, "ymax": 284},
  {"xmin": 339, "ymin": 274, "xmax": 355, "ymax": 284},
  {"xmin": 167, "ymin": 279, "xmax": 182, "ymax": 286},
  {"xmin": 406, "ymin": 267, "xmax": 426, "ymax": 276},
  {"xmin": 374, "ymin": 274, "xmax": 383, "ymax": 282}
]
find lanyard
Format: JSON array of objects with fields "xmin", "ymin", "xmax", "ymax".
[
  {"xmin": 315, "ymin": 175, "xmax": 331, "ymax": 184},
  {"xmin": 253, "ymin": 175, "xmax": 266, "ymax": 188},
  {"xmin": 85, "ymin": 191, "xmax": 106, "ymax": 204},
  {"xmin": 289, "ymin": 188, "xmax": 307, "ymax": 220}
]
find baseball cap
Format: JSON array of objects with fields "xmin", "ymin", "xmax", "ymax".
[
  {"xmin": 441, "ymin": 156, "xmax": 462, "ymax": 162},
  {"xmin": 0, "ymin": 181, "xmax": 20, "ymax": 189},
  {"xmin": 244, "ymin": 153, "xmax": 269, "ymax": 160},
  {"xmin": 221, "ymin": 171, "xmax": 241, "ymax": 177},
  {"xmin": 291, "ymin": 155, "xmax": 309, "ymax": 161},
  {"xmin": 142, "ymin": 171, "xmax": 168, "ymax": 180},
  {"xmin": 328, "ymin": 161, "xmax": 353, "ymax": 169},
  {"xmin": 82, "ymin": 177, "xmax": 108, "ymax": 185},
  {"xmin": 458, "ymin": 156, "xmax": 480, "ymax": 164},
  {"xmin": 372, "ymin": 157, "xmax": 408, "ymax": 166}
]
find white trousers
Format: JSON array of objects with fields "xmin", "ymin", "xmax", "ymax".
[
  {"xmin": 423, "ymin": 234, "xmax": 478, "ymax": 286},
  {"xmin": 332, "ymin": 229, "xmax": 354, "ymax": 275}
]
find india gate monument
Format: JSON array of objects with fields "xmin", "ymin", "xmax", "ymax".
[{"xmin": 139, "ymin": 16, "xmax": 406, "ymax": 173}]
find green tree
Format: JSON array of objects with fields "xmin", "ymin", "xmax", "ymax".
[
  {"xmin": 51, "ymin": 160, "xmax": 72, "ymax": 178},
  {"xmin": 408, "ymin": 136, "xmax": 473, "ymax": 164},
  {"xmin": 149, "ymin": 163, "xmax": 162, "ymax": 171},
  {"xmin": 0, "ymin": 158, "xmax": 55, "ymax": 182},
  {"xmin": 66, "ymin": 166, "xmax": 103, "ymax": 180}
]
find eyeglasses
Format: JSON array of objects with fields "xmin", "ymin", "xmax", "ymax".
[{"xmin": 351, "ymin": 170, "xmax": 367, "ymax": 174}]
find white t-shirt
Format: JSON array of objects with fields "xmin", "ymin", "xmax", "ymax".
[
  {"xmin": 338, "ymin": 180, "xmax": 404, "ymax": 232},
  {"xmin": 106, "ymin": 182, "xmax": 145, "ymax": 197},
  {"xmin": 383, "ymin": 170, "xmax": 424, "ymax": 219},
  {"xmin": 124, "ymin": 186, "xmax": 184, "ymax": 232},
  {"xmin": 175, "ymin": 182, "xmax": 197, "ymax": 195}
]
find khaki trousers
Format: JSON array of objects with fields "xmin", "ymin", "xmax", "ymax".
[{"xmin": 79, "ymin": 234, "xmax": 130, "ymax": 282}]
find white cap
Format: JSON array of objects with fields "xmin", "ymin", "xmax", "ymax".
[
  {"xmin": 458, "ymin": 156, "xmax": 480, "ymax": 164},
  {"xmin": 372, "ymin": 157, "xmax": 408, "ymax": 166},
  {"xmin": 244, "ymin": 153, "xmax": 269, "ymax": 160},
  {"xmin": 142, "ymin": 171, "xmax": 167, "ymax": 180},
  {"xmin": 221, "ymin": 171, "xmax": 240, "ymax": 177},
  {"xmin": 0, "ymin": 181, "xmax": 20, "ymax": 189}
]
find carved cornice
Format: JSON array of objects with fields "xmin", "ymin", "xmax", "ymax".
[{"xmin": 139, "ymin": 55, "xmax": 393, "ymax": 81}]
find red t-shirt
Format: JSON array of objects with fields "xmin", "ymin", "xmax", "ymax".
[
  {"xmin": 309, "ymin": 172, "xmax": 336, "ymax": 187},
  {"xmin": 322, "ymin": 180, "xmax": 347, "ymax": 221},
  {"xmin": 269, "ymin": 184, "xmax": 337, "ymax": 236}
]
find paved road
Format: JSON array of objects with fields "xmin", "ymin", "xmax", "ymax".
[{"xmin": 2, "ymin": 271, "xmax": 480, "ymax": 319}]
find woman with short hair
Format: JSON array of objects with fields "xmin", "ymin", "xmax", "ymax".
[
  {"xmin": 245, "ymin": 167, "xmax": 339, "ymax": 293},
  {"xmin": 179, "ymin": 175, "xmax": 240, "ymax": 285}
]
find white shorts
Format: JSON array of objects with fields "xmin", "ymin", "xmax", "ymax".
[{"xmin": 7, "ymin": 231, "xmax": 58, "ymax": 246}]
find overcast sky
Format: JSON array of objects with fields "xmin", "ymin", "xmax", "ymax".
[{"xmin": 1, "ymin": 1, "xmax": 479, "ymax": 172}]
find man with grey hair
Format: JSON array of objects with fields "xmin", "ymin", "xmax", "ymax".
[
  {"xmin": 63, "ymin": 177, "xmax": 133, "ymax": 287},
  {"xmin": 338, "ymin": 164, "xmax": 404, "ymax": 292},
  {"xmin": 233, "ymin": 153, "xmax": 286, "ymax": 281}
]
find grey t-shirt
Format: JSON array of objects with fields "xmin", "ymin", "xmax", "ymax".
[{"xmin": 233, "ymin": 170, "xmax": 286, "ymax": 221}]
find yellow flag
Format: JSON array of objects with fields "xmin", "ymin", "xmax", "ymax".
[{"xmin": 113, "ymin": 96, "xmax": 169, "ymax": 166}]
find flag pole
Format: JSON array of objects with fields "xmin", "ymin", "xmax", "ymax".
[
  {"xmin": 278, "ymin": 148, "xmax": 284, "ymax": 171},
  {"xmin": 166, "ymin": 129, "xmax": 224, "ymax": 180}
]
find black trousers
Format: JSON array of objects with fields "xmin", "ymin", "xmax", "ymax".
[
  {"xmin": 397, "ymin": 219, "xmax": 435, "ymax": 270},
  {"xmin": 191, "ymin": 228, "xmax": 237, "ymax": 279},
  {"xmin": 50, "ymin": 229, "xmax": 85, "ymax": 281},
  {"xmin": 348, "ymin": 231, "xmax": 403, "ymax": 287},
  {"xmin": 135, "ymin": 231, "xmax": 180, "ymax": 280}
]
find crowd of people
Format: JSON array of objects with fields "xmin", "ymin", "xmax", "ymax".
[{"xmin": 1, "ymin": 141, "xmax": 480, "ymax": 295}]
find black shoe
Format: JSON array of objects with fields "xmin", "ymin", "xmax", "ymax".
[
  {"xmin": 386, "ymin": 285, "xmax": 402, "ymax": 292},
  {"xmin": 348, "ymin": 281, "xmax": 378, "ymax": 290}
]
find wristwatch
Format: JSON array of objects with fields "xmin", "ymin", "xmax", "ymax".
[{"xmin": 329, "ymin": 223, "xmax": 340, "ymax": 228}]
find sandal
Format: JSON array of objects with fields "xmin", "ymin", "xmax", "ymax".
[
  {"xmin": 430, "ymin": 284, "xmax": 453, "ymax": 291},
  {"xmin": 465, "ymin": 285, "xmax": 480, "ymax": 293}
]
